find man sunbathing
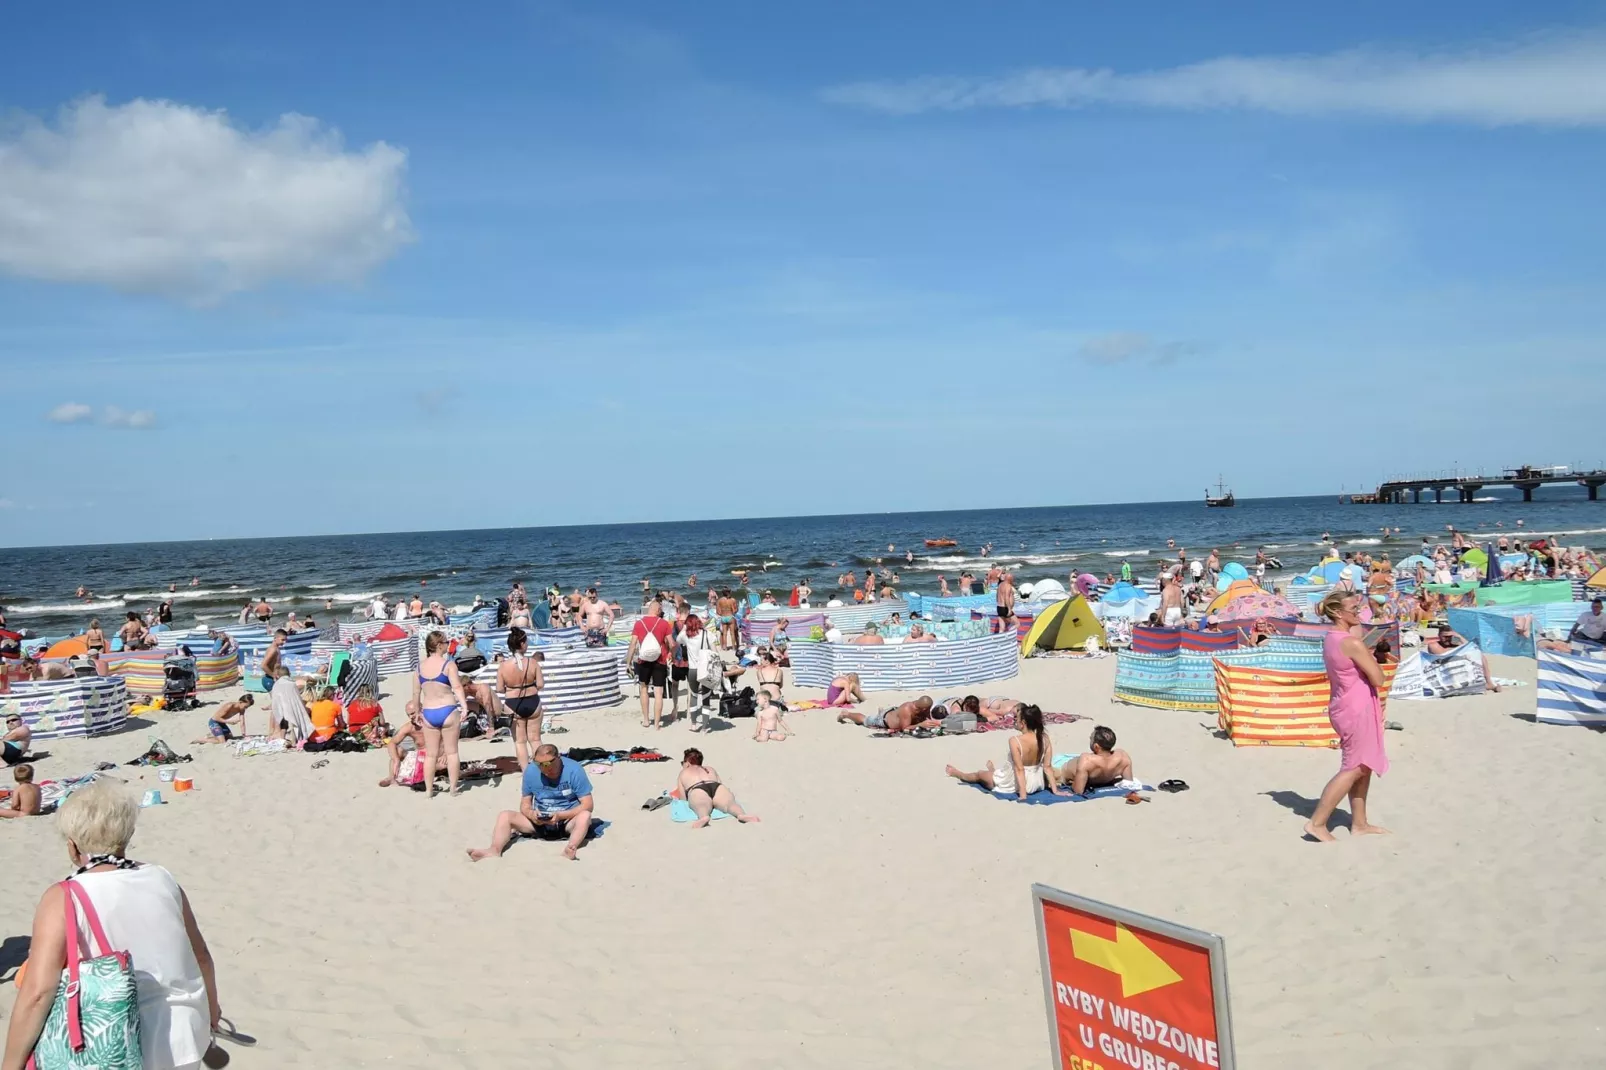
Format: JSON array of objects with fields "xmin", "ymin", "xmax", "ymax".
[
  {"xmin": 380, "ymin": 701, "xmax": 435, "ymax": 787},
  {"xmin": 837, "ymin": 696, "xmax": 936, "ymax": 732},
  {"xmin": 850, "ymin": 622, "xmax": 886, "ymax": 645},
  {"xmin": 1054, "ymin": 726, "xmax": 1135, "ymax": 794},
  {"xmin": 0, "ymin": 763, "xmax": 42, "ymax": 818}
]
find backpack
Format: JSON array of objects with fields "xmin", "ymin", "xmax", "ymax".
[{"xmin": 637, "ymin": 621, "xmax": 663, "ymax": 662}]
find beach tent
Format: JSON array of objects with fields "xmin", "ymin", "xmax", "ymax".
[
  {"xmin": 1216, "ymin": 562, "xmax": 1250, "ymax": 590},
  {"xmin": 1395, "ymin": 554, "xmax": 1432, "ymax": 575},
  {"xmin": 1020, "ymin": 595, "xmax": 1105, "ymax": 653},
  {"xmin": 1207, "ymin": 591, "xmax": 1298, "ymax": 624},
  {"xmin": 1031, "ymin": 579, "xmax": 1068, "ymax": 602},
  {"xmin": 1587, "ymin": 567, "xmax": 1606, "ymax": 590},
  {"xmin": 44, "ymin": 636, "xmax": 89, "ymax": 659},
  {"xmin": 1461, "ymin": 547, "xmax": 1489, "ymax": 571},
  {"xmin": 1206, "ymin": 580, "xmax": 1261, "ymax": 615},
  {"xmin": 373, "ymin": 622, "xmax": 408, "ymax": 642}
]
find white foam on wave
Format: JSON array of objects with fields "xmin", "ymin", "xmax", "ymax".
[
  {"xmin": 328, "ymin": 591, "xmax": 383, "ymax": 604},
  {"xmin": 9, "ymin": 598, "xmax": 126, "ymax": 616},
  {"xmin": 1101, "ymin": 549, "xmax": 1150, "ymax": 558},
  {"xmin": 1344, "ymin": 538, "xmax": 1383, "ymax": 546},
  {"xmin": 119, "ymin": 588, "xmax": 228, "ymax": 602},
  {"xmin": 307, "ymin": 583, "xmax": 337, "ymax": 589}
]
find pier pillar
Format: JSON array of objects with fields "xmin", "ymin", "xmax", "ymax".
[
  {"xmin": 1585, "ymin": 480, "xmax": 1603, "ymax": 502},
  {"xmin": 1461, "ymin": 484, "xmax": 1482, "ymax": 503},
  {"xmin": 1433, "ymin": 487, "xmax": 1442, "ymax": 504},
  {"xmin": 1411, "ymin": 487, "xmax": 1421, "ymax": 504},
  {"xmin": 1516, "ymin": 482, "xmax": 1538, "ymax": 502}
]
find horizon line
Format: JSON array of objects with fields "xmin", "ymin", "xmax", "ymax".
[{"xmin": 2, "ymin": 491, "xmax": 1360, "ymax": 552}]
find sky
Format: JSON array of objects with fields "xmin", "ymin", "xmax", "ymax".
[{"xmin": 3, "ymin": 1, "xmax": 1605, "ymax": 546}]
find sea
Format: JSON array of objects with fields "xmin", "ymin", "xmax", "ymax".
[{"xmin": 5, "ymin": 492, "xmax": 1605, "ymax": 636}]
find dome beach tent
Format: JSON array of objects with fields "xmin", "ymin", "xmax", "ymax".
[{"xmin": 1020, "ymin": 595, "xmax": 1106, "ymax": 654}]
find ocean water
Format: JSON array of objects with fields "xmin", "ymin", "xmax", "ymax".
[{"xmin": 4, "ymin": 492, "xmax": 1604, "ymax": 634}]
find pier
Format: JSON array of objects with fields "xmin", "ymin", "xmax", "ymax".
[{"xmin": 1352, "ymin": 465, "xmax": 1606, "ymax": 504}]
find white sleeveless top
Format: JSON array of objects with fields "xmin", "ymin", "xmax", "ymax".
[{"xmin": 71, "ymin": 866, "xmax": 210, "ymax": 1069}]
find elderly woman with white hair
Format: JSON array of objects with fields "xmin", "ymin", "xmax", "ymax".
[{"xmin": 2, "ymin": 780, "xmax": 223, "ymax": 1070}]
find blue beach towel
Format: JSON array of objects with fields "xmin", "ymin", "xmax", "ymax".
[{"xmin": 670, "ymin": 799, "xmax": 731, "ymax": 822}]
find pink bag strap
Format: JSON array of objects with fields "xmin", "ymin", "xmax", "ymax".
[{"xmin": 59, "ymin": 879, "xmax": 115, "ymax": 1053}]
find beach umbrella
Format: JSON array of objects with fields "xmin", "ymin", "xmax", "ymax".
[
  {"xmin": 1206, "ymin": 579, "xmax": 1262, "ymax": 615},
  {"xmin": 1589, "ymin": 567, "xmax": 1606, "ymax": 590},
  {"xmin": 1208, "ymin": 591, "xmax": 1298, "ymax": 624},
  {"xmin": 44, "ymin": 636, "xmax": 88, "ymax": 659},
  {"xmin": 1480, "ymin": 542, "xmax": 1503, "ymax": 587}
]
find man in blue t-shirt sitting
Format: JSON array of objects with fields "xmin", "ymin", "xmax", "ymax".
[{"xmin": 467, "ymin": 743, "xmax": 595, "ymax": 861}]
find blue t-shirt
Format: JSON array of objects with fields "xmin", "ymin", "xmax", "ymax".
[{"xmin": 522, "ymin": 757, "xmax": 594, "ymax": 816}]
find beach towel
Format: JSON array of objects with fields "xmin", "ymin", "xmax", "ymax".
[
  {"xmin": 962, "ymin": 781, "xmax": 1154, "ymax": 805},
  {"xmin": 975, "ymin": 711, "xmax": 1087, "ymax": 732},
  {"xmin": 271, "ymin": 676, "xmax": 314, "ymax": 744},
  {"xmin": 669, "ymin": 799, "xmax": 731, "ymax": 822}
]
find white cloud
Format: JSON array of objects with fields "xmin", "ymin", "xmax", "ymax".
[
  {"xmin": 47, "ymin": 402, "xmax": 94, "ymax": 423},
  {"xmin": 822, "ymin": 32, "xmax": 1606, "ymax": 126},
  {"xmin": 0, "ymin": 96, "xmax": 413, "ymax": 301},
  {"xmin": 1077, "ymin": 332, "xmax": 1193, "ymax": 367},
  {"xmin": 100, "ymin": 406, "xmax": 158, "ymax": 430},
  {"xmin": 45, "ymin": 402, "xmax": 158, "ymax": 429}
]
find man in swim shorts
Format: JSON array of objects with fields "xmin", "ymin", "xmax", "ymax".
[
  {"xmin": 1055, "ymin": 726, "xmax": 1135, "ymax": 794},
  {"xmin": 579, "ymin": 588, "xmax": 613, "ymax": 647},
  {"xmin": 996, "ymin": 572, "xmax": 1017, "ymax": 636},
  {"xmin": 193, "ymin": 695, "xmax": 253, "ymax": 744},
  {"xmin": 1159, "ymin": 575, "xmax": 1184, "ymax": 628},
  {"xmin": 260, "ymin": 629, "xmax": 287, "ymax": 691},
  {"xmin": 838, "ymin": 696, "xmax": 935, "ymax": 732}
]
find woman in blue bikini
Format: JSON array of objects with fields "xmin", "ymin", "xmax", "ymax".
[{"xmin": 413, "ymin": 631, "xmax": 470, "ymax": 798}]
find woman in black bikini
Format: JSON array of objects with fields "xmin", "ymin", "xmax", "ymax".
[
  {"xmin": 497, "ymin": 627, "xmax": 544, "ymax": 770},
  {"xmin": 675, "ymin": 748, "xmax": 760, "ymax": 829},
  {"xmin": 754, "ymin": 650, "xmax": 785, "ymax": 704}
]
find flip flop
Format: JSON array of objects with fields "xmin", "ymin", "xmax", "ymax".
[
  {"xmin": 1384, "ymin": 721, "xmax": 1404, "ymax": 731},
  {"xmin": 1157, "ymin": 779, "xmax": 1189, "ymax": 793},
  {"xmin": 212, "ymin": 1018, "xmax": 256, "ymax": 1047}
]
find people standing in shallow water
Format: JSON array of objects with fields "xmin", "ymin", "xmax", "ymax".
[{"xmin": 1304, "ymin": 591, "xmax": 1390, "ymax": 842}]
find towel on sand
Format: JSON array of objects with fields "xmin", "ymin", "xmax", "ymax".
[
  {"xmin": 670, "ymin": 799, "xmax": 731, "ymax": 822},
  {"xmin": 963, "ymin": 778, "xmax": 1154, "ymax": 806}
]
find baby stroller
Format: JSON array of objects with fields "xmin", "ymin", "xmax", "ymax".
[{"xmin": 162, "ymin": 655, "xmax": 199, "ymax": 711}]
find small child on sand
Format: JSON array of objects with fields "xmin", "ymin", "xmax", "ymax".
[
  {"xmin": 0, "ymin": 764, "xmax": 42, "ymax": 818},
  {"xmin": 752, "ymin": 691, "xmax": 792, "ymax": 743},
  {"xmin": 194, "ymin": 695, "xmax": 252, "ymax": 744}
]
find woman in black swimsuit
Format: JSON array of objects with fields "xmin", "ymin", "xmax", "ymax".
[
  {"xmin": 675, "ymin": 748, "xmax": 760, "ymax": 829},
  {"xmin": 754, "ymin": 651, "xmax": 785, "ymax": 704},
  {"xmin": 497, "ymin": 627, "xmax": 544, "ymax": 770}
]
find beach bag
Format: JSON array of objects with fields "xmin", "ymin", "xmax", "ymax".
[
  {"xmin": 720, "ymin": 687, "xmax": 756, "ymax": 719},
  {"xmin": 27, "ymin": 881, "xmax": 142, "ymax": 1070},
  {"xmin": 637, "ymin": 622, "xmax": 663, "ymax": 662},
  {"xmin": 396, "ymin": 749, "xmax": 426, "ymax": 787}
]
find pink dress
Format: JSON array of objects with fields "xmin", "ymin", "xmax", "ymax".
[{"xmin": 1323, "ymin": 629, "xmax": 1389, "ymax": 776}]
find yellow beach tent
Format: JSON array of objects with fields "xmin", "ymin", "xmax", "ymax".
[
  {"xmin": 1587, "ymin": 567, "xmax": 1606, "ymax": 590},
  {"xmin": 1020, "ymin": 595, "xmax": 1106, "ymax": 653}
]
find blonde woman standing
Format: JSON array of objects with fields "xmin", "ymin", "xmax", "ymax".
[
  {"xmin": 1305, "ymin": 591, "xmax": 1390, "ymax": 842},
  {"xmin": 414, "ymin": 631, "xmax": 470, "ymax": 797}
]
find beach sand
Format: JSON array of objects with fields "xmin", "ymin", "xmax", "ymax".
[{"xmin": 2, "ymin": 652, "xmax": 1602, "ymax": 1068}]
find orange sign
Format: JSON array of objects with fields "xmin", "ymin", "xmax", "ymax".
[{"xmin": 1033, "ymin": 884, "xmax": 1235, "ymax": 1070}]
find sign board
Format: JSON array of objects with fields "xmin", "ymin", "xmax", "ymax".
[{"xmin": 1033, "ymin": 884, "xmax": 1235, "ymax": 1070}]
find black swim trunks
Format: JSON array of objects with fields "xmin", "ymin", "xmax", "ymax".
[
  {"xmin": 635, "ymin": 661, "xmax": 668, "ymax": 688},
  {"xmin": 507, "ymin": 694, "xmax": 541, "ymax": 719}
]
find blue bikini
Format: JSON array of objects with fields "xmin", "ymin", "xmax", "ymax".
[{"xmin": 419, "ymin": 661, "xmax": 457, "ymax": 728}]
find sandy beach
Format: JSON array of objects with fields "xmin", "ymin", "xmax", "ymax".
[{"xmin": 2, "ymin": 651, "xmax": 1600, "ymax": 1068}]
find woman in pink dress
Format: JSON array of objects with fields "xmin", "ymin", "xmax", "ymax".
[{"xmin": 1305, "ymin": 591, "xmax": 1390, "ymax": 842}]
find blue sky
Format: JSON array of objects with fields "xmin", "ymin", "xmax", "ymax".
[{"xmin": 3, "ymin": 1, "xmax": 1604, "ymax": 545}]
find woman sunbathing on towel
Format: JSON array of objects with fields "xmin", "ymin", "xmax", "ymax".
[
  {"xmin": 945, "ymin": 704, "xmax": 1067, "ymax": 800},
  {"xmin": 676, "ymin": 748, "xmax": 760, "ymax": 828}
]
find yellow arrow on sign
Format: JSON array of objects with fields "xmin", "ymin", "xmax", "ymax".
[{"xmin": 1069, "ymin": 924, "xmax": 1183, "ymax": 998}]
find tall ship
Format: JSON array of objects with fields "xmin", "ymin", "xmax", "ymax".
[{"xmin": 1205, "ymin": 476, "xmax": 1235, "ymax": 508}]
